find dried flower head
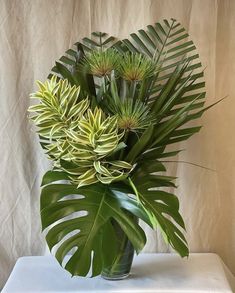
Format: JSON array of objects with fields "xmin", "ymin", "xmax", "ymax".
[
  {"xmin": 118, "ymin": 53, "xmax": 156, "ymax": 81},
  {"xmin": 116, "ymin": 99, "xmax": 153, "ymax": 131},
  {"xmin": 82, "ymin": 48, "xmax": 120, "ymax": 77}
]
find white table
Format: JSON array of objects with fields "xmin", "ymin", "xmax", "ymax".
[{"xmin": 2, "ymin": 253, "xmax": 235, "ymax": 292}]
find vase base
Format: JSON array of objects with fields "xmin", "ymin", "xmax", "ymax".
[{"xmin": 101, "ymin": 273, "xmax": 130, "ymax": 280}]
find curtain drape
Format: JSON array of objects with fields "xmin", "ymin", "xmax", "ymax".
[{"xmin": 0, "ymin": 0, "xmax": 234, "ymax": 288}]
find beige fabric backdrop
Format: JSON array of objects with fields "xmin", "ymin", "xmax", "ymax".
[{"xmin": 0, "ymin": 0, "xmax": 235, "ymax": 288}]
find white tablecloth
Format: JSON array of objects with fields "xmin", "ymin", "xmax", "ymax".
[{"xmin": 2, "ymin": 253, "xmax": 235, "ymax": 292}]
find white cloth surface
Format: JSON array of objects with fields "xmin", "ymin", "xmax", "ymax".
[{"xmin": 2, "ymin": 253, "xmax": 235, "ymax": 293}]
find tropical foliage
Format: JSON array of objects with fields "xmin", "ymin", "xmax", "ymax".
[{"xmin": 29, "ymin": 19, "xmax": 218, "ymax": 277}]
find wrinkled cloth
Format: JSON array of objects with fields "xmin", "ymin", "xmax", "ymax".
[
  {"xmin": 2, "ymin": 254, "xmax": 235, "ymax": 292},
  {"xmin": 0, "ymin": 0, "xmax": 235, "ymax": 288}
]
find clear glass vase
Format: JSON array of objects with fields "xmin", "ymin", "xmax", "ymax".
[{"xmin": 101, "ymin": 219, "xmax": 135, "ymax": 280}]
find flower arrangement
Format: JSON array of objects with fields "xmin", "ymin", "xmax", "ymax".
[{"xmin": 28, "ymin": 19, "xmax": 220, "ymax": 279}]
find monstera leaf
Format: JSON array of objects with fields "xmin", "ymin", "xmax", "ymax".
[
  {"xmin": 129, "ymin": 160, "xmax": 188, "ymax": 257},
  {"xmin": 40, "ymin": 171, "xmax": 150, "ymax": 277}
]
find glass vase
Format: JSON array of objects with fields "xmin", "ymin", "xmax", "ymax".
[{"xmin": 101, "ymin": 219, "xmax": 135, "ymax": 280}]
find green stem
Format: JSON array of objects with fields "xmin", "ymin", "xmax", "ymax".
[
  {"xmin": 130, "ymin": 80, "xmax": 137, "ymax": 101},
  {"xmin": 119, "ymin": 130, "xmax": 129, "ymax": 160},
  {"xmin": 99, "ymin": 32, "xmax": 103, "ymax": 51},
  {"xmin": 120, "ymin": 79, "xmax": 127, "ymax": 101},
  {"xmin": 108, "ymin": 233, "xmax": 129, "ymax": 276}
]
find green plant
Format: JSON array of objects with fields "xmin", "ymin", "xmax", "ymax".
[
  {"xmin": 117, "ymin": 52, "xmax": 157, "ymax": 81},
  {"xmin": 81, "ymin": 48, "xmax": 120, "ymax": 77},
  {"xmin": 29, "ymin": 19, "xmax": 220, "ymax": 277}
]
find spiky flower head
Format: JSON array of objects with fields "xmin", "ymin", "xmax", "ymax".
[
  {"xmin": 82, "ymin": 48, "xmax": 120, "ymax": 77},
  {"xmin": 118, "ymin": 53, "xmax": 156, "ymax": 81},
  {"xmin": 115, "ymin": 99, "xmax": 153, "ymax": 131},
  {"xmin": 29, "ymin": 75, "xmax": 132, "ymax": 187}
]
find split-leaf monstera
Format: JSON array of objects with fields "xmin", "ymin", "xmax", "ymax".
[
  {"xmin": 40, "ymin": 179, "xmax": 149, "ymax": 276},
  {"xmin": 29, "ymin": 19, "xmax": 219, "ymax": 277}
]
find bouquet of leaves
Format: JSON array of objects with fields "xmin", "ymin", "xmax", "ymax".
[{"xmin": 28, "ymin": 19, "xmax": 220, "ymax": 277}]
